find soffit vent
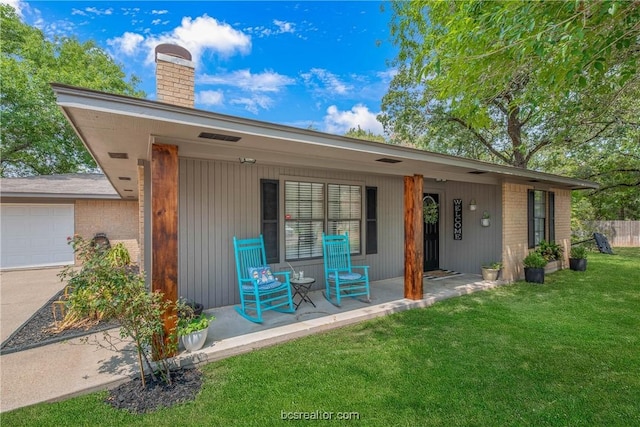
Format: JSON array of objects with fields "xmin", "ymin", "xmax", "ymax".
[
  {"xmin": 468, "ymin": 170, "xmax": 487, "ymax": 175},
  {"xmin": 108, "ymin": 152, "xmax": 129, "ymax": 159},
  {"xmin": 375, "ymin": 158, "xmax": 402, "ymax": 164},
  {"xmin": 118, "ymin": 176, "xmax": 131, "ymax": 181},
  {"xmin": 198, "ymin": 132, "xmax": 242, "ymax": 142}
]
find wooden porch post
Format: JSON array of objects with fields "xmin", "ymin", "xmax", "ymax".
[
  {"xmin": 151, "ymin": 143, "xmax": 178, "ymax": 354},
  {"xmin": 404, "ymin": 174, "xmax": 424, "ymax": 300}
]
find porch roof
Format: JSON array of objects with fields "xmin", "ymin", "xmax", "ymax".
[{"xmin": 52, "ymin": 83, "xmax": 598, "ymax": 200}]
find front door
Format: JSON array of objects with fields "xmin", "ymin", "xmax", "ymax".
[{"xmin": 423, "ymin": 193, "xmax": 439, "ymax": 271}]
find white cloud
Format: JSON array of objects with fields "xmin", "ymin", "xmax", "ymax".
[
  {"xmin": 196, "ymin": 90, "xmax": 224, "ymax": 107},
  {"xmin": 152, "ymin": 10, "xmax": 168, "ymax": 15},
  {"xmin": 301, "ymin": 68, "xmax": 351, "ymax": 96},
  {"xmin": 323, "ymin": 104, "xmax": 383, "ymax": 135},
  {"xmin": 84, "ymin": 7, "xmax": 113, "ymax": 16},
  {"xmin": 231, "ymin": 95, "xmax": 274, "ymax": 114},
  {"xmin": 108, "ymin": 14, "xmax": 251, "ymax": 65},
  {"xmin": 200, "ymin": 69, "xmax": 294, "ymax": 93},
  {"xmin": 273, "ymin": 20, "xmax": 295, "ymax": 34},
  {"xmin": 108, "ymin": 32, "xmax": 144, "ymax": 56}
]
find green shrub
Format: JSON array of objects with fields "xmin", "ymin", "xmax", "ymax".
[
  {"xmin": 523, "ymin": 251, "xmax": 547, "ymax": 268},
  {"xmin": 570, "ymin": 245, "xmax": 588, "ymax": 259},
  {"xmin": 536, "ymin": 239, "xmax": 564, "ymax": 261}
]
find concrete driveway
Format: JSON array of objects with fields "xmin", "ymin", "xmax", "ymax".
[{"xmin": 0, "ymin": 267, "xmax": 66, "ymax": 343}]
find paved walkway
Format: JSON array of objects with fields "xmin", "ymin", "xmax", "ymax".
[{"xmin": 0, "ymin": 269, "xmax": 504, "ymax": 413}]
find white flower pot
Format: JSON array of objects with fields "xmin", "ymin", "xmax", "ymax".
[
  {"xmin": 181, "ymin": 328, "xmax": 208, "ymax": 352},
  {"xmin": 481, "ymin": 218, "xmax": 490, "ymax": 227}
]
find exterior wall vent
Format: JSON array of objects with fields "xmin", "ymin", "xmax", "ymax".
[
  {"xmin": 375, "ymin": 158, "xmax": 402, "ymax": 164},
  {"xmin": 198, "ymin": 132, "xmax": 242, "ymax": 142},
  {"xmin": 108, "ymin": 152, "xmax": 129, "ymax": 159},
  {"xmin": 468, "ymin": 170, "xmax": 487, "ymax": 174}
]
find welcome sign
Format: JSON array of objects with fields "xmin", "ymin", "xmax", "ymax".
[{"xmin": 453, "ymin": 199, "xmax": 463, "ymax": 240}]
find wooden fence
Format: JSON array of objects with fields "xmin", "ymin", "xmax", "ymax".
[{"xmin": 590, "ymin": 221, "xmax": 640, "ymax": 247}]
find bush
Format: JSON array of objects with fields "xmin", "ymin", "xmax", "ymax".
[
  {"xmin": 536, "ymin": 240, "xmax": 564, "ymax": 262},
  {"xmin": 523, "ymin": 252, "xmax": 547, "ymax": 268},
  {"xmin": 570, "ymin": 245, "xmax": 588, "ymax": 259}
]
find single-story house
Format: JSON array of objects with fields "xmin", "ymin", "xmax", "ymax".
[
  {"xmin": 51, "ymin": 44, "xmax": 598, "ymax": 311},
  {"xmin": 0, "ymin": 174, "xmax": 139, "ymax": 269}
]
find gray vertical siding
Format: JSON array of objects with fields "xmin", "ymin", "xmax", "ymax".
[
  {"xmin": 178, "ymin": 158, "xmax": 407, "ymax": 308},
  {"xmin": 178, "ymin": 158, "xmax": 502, "ymax": 308},
  {"xmin": 438, "ymin": 181, "xmax": 502, "ymax": 274}
]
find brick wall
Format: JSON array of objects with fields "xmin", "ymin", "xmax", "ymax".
[
  {"xmin": 501, "ymin": 183, "xmax": 573, "ymax": 281},
  {"xmin": 74, "ymin": 199, "xmax": 140, "ymax": 264},
  {"xmin": 155, "ymin": 54, "xmax": 194, "ymax": 108},
  {"xmin": 502, "ymin": 182, "xmax": 530, "ymax": 282},
  {"xmin": 138, "ymin": 165, "xmax": 145, "ymax": 271}
]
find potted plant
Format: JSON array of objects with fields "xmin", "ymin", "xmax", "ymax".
[
  {"xmin": 569, "ymin": 245, "xmax": 588, "ymax": 271},
  {"xmin": 481, "ymin": 211, "xmax": 490, "ymax": 227},
  {"xmin": 469, "ymin": 199, "xmax": 477, "ymax": 211},
  {"xmin": 523, "ymin": 252, "xmax": 547, "ymax": 284},
  {"xmin": 178, "ymin": 313, "xmax": 214, "ymax": 352},
  {"xmin": 481, "ymin": 262, "xmax": 502, "ymax": 281}
]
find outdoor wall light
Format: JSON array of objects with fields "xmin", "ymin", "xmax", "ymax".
[
  {"xmin": 469, "ymin": 199, "xmax": 477, "ymax": 211},
  {"xmin": 239, "ymin": 157, "xmax": 256, "ymax": 164}
]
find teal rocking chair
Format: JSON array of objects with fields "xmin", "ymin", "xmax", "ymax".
[
  {"xmin": 233, "ymin": 235, "xmax": 295, "ymax": 323},
  {"xmin": 322, "ymin": 232, "xmax": 371, "ymax": 307}
]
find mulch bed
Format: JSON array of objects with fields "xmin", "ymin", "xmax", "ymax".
[
  {"xmin": 0, "ymin": 288, "xmax": 119, "ymax": 355},
  {"xmin": 1, "ymin": 288, "xmax": 205, "ymax": 412},
  {"xmin": 106, "ymin": 368, "xmax": 204, "ymax": 413}
]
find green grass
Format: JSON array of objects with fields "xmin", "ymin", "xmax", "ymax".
[{"xmin": 3, "ymin": 248, "xmax": 639, "ymax": 426}]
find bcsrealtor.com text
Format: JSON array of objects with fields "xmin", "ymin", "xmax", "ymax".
[{"xmin": 281, "ymin": 410, "xmax": 360, "ymax": 421}]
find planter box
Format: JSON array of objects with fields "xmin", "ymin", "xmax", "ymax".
[
  {"xmin": 544, "ymin": 260, "xmax": 561, "ymax": 274},
  {"xmin": 525, "ymin": 267, "xmax": 545, "ymax": 284},
  {"xmin": 569, "ymin": 258, "xmax": 587, "ymax": 271}
]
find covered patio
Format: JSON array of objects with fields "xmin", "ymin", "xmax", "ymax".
[{"xmin": 178, "ymin": 273, "xmax": 505, "ymax": 365}]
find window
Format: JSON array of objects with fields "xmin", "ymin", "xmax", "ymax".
[
  {"xmin": 327, "ymin": 184, "xmax": 361, "ymax": 254},
  {"xmin": 285, "ymin": 181, "xmax": 324, "ymax": 260},
  {"xmin": 528, "ymin": 189, "xmax": 556, "ymax": 248},
  {"xmin": 284, "ymin": 180, "xmax": 363, "ymax": 260}
]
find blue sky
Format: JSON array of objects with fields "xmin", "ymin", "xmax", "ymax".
[{"xmin": 5, "ymin": 0, "xmax": 398, "ymax": 135}]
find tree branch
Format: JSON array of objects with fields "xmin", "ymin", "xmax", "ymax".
[
  {"xmin": 447, "ymin": 116, "xmax": 511, "ymax": 164},
  {"xmin": 589, "ymin": 180, "xmax": 640, "ymax": 195}
]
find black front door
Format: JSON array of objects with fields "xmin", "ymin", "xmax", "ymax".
[{"xmin": 423, "ymin": 193, "xmax": 439, "ymax": 271}]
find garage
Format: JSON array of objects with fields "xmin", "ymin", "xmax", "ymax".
[{"xmin": 1, "ymin": 203, "xmax": 75, "ymax": 270}]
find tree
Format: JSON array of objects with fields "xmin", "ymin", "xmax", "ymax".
[
  {"xmin": 380, "ymin": 0, "xmax": 640, "ymax": 169},
  {"xmin": 0, "ymin": 5, "xmax": 144, "ymax": 176},
  {"xmin": 344, "ymin": 125, "xmax": 387, "ymax": 143}
]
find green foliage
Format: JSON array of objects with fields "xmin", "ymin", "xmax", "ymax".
[
  {"xmin": 178, "ymin": 313, "xmax": 215, "ymax": 335},
  {"xmin": 422, "ymin": 200, "xmax": 439, "ymax": 224},
  {"xmin": 570, "ymin": 245, "xmax": 588, "ymax": 260},
  {"xmin": 58, "ymin": 235, "xmax": 175, "ymax": 386},
  {"xmin": 344, "ymin": 125, "xmax": 387, "ymax": 143},
  {"xmin": 523, "ymin": 251, "xmax": 548, "ymax": 268},
  {"xmin": 535, "ymin": 239, "xmax": 564, "ymax": 262},
  {"xmin": 482, "ymin": 262, "xmax": 502, "ymax": 270},
  {"xmin": 105, "ymin": 243, "xmax": 131, "ymax": 267},
  {"xmin": 4, "ymin": 248, "xmax": 639, "ymax": 424},
  {"xmin": 381, "ymin": 0, "xmax": 640, "ymax": 181},
  {"xmin": 176, "ymin": 298, "xmax": 215, "ymax": 335},
  {"xmin": 0, "ymin": 4, "xmax": 144, "ymax": 177}
]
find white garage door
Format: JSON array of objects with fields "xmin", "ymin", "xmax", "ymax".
[{"xmin": 1, "ymin": 204, "xmax": 75, "ymax": 269}]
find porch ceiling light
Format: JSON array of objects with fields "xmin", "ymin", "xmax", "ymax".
[{"xmin": 239, "ymin": 157, "xmax": 256, "ymax": 164}]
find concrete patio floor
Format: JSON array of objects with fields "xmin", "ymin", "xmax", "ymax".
[{"xmin": 0, "ymin": 271, "xmax": 505, "ymax": 412}]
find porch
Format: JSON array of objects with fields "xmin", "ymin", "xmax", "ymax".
[{"xmin": 176, "ymin": 273, "xmax": 506, "ymax": 366}]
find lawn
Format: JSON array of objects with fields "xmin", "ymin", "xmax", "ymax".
[{"xmin": 2, "ymin": 248, "xmax": 639, "ymax": 426}]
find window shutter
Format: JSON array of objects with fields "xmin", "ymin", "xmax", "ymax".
[
  {"xmin": 527, "ymin": 189, "xmax": 535, "ymax": 248},
  {"xmin": 366, "ymin": 187, "xmax": 377, "ymax": 254},
  {"xmin": 261, "ymin": 179, "xmax": 279, "ymax": 263},
  {"xmin": 548, "ymin": 192, "xmax": 555, "ymax": 243}
]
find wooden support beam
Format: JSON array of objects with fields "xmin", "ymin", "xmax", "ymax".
[
  {"xmin": 151, "ymin": 143, "xmax": 178, "ymax": 354},
  {"xmin": 404, "ymin": 175, "xmax": 424, "ymax": 300}
]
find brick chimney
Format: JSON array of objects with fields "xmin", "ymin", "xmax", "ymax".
[{"xmin": 155, "ymin": 44, "xmax": 195, "ymax": 108}]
